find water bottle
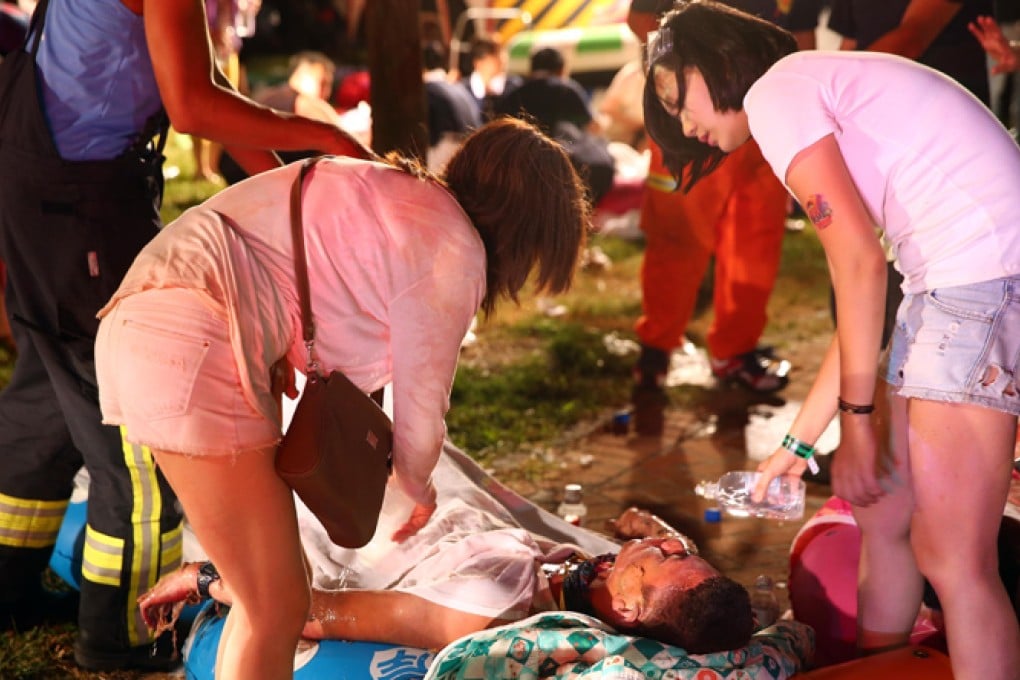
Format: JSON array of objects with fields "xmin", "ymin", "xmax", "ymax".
[
  {"xmin": 694, "ymin": 471, "xmax": 805, "ymax": 520},
  {"xmin": 749, "ymin": 574, "xmax": 780, "ymax": 628},
  {"xmin": 556, "ymin": 483, "xmax": 588, "ymax": 527}
]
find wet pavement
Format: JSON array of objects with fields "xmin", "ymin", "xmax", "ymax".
[{"xmin": 496, "ymin": 336, "xmax": 837, "ymax": 613}]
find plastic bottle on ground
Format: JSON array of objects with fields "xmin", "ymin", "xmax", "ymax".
[
  {"xmin": 694, "ymin": 471, "xmax": 805, "ymax": 520},
  {"xmin": 556, "ymin": 483, "xmax": 588, "ymax": 527},
  {"xmin": 749, "ymin": 574, "xmax": 781, "ymax": 629}
]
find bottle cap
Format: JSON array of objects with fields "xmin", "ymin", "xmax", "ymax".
[{"xmin": 704, "ymin": 507, "xmax": 722, "ymax": 523}]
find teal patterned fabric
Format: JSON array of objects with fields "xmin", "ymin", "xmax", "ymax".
[{"xmin": 425, "ymin": 612, "xmax": 814, "ymax": 680}]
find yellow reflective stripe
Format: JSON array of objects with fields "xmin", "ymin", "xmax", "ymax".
[
  {"xmin": 122, "ymin": 427, "xmax": 167, "ymax": 645},
  {"xmin": 160, "ymin": 524, "xmax": 184, "ymax": 578},
  {"xmin": 0, "ymin": 492, "xmax": 68, "ymax": 511},
  {"xmin": 0, "ymin": 493, "xmax": 68, "ymax": 548},
  {"xmin": 82, "ymin": 526, "xmax": 124, "ymax": 586},
  {"xmin": 645, "ymin": 172, "xmax": 678, "ymax": 193}
]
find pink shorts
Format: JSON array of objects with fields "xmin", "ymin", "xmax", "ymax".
[{"xmin": 95, "ymin": 288, "xmax": 280, "ymax": 456}]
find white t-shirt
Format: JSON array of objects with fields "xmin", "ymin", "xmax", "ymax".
[
  {"xmin": 744, "ymin": 51, "xmax": 1020, "ymax": 293},
  {"xmin": 101, "ymin": 158, "xmax": 486, "ymax": 506}
]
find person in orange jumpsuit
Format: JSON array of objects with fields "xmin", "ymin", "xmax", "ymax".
[{"xmin": 627, "ymin": 0, "xmax": 796, "ymax": 435}]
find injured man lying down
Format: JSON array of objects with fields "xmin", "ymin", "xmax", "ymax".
[{"xmin": 141, "ymin": 442, "xmax": 813, "ymax": 679}]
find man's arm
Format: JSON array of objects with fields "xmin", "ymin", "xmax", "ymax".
[
  {"xmin": 142, "ymin": 0, "xmax": 373, "ymax": 177},
  {"xmin": 864, "ymin": 0, "xmax": 962, "ymax": 59},
  {"xmin": 303, "ymin": 589, "xmax": 513, "ymax": 649},
  {"xmin": 294, "ymin": 94, "xmax": 346, "ymax": 126},
  {"xmin": 139, "ymin": 562, "xmax": 512, "ymax": 649}
]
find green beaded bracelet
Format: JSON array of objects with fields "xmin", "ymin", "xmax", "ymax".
[{"xmin": 782, "ymin": 434, "xmax": 820, "ymax": 475}]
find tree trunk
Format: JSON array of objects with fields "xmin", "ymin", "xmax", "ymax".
[{"xmin": 366, "ymin": 0, "xmax": 428, "ymax": 159}]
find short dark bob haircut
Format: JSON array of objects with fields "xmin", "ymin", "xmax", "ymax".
[
  {"xmin": 643, "ymin": 0, "xmax": 796, "ymax": 192},
  {"xmin": 637, "ymin": 574, "xmax": 755, "ymax": 654}
]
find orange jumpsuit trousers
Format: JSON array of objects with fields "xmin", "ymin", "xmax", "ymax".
[{"xmin": 635, "ymin": 138, "xmax": 788, "ymax": 361}]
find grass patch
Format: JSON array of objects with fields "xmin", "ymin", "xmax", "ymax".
[
  {"xmin": 0, "ymin": 624, "xmax": 87, "ymax": 680},
  {"xmin": 160, "ymin": 133, "xmax": 226, "ymax": 223},
  {"xmin": 447, "ymin": 320, "xmax": 633, "ymax": 461}
]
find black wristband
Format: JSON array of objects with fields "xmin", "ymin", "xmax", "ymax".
[
  {"xmin": 838, "ymin": 397, "xmax": 875, "ymax": 414},
  {"xmin": 196, "ymin": 561, "xmax": 221, "ymax": 600}
]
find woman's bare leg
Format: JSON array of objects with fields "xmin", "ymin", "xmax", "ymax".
[
  {"xmin": 153, "ymin": 447, "xmax": 309, "ymax": 680},
  {"xmin": 908, "ymin": 400, "xmax": 1020, "ymax": 680},
  {"xmin": 853, "ymin": 385, "xmax": 925, "ymax": 652}
]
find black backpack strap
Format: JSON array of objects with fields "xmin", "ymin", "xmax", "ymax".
[{"xmin": 24, "ymin": 0, "xmax": 49, "ymax": 56}]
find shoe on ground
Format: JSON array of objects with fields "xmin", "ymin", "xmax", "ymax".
[
  {"xmin": 710, "ymin": 347, "xmax": 791, "ymax": 393},
  {"xmin": 631, "ymin": 384, "xmax": 668, "ymax": 436},
  {"xmin": 74, "ymin": 630, "xmax": 182, "ymax": 673}
]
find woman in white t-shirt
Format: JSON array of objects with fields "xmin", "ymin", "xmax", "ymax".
[
  {"xmin": 642, "ymin": 2, "xmax": 1020, "ymax": 678},
  {"xmin": 93, "ymin": 118, "xmax": 590, "ymax": 680}
]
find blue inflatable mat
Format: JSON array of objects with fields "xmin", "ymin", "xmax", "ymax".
[
  {"xmin": 185, "ymin": 601, "xmax": 435, "ymax": 680},
  {"xmin": 49, "ymin": 500, "xmax": 86, "ymax": 589}
]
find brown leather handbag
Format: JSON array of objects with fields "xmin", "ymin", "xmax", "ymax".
[{"xmin": 275, "ymin": 157, "xmax": 393, "ymax": 549}]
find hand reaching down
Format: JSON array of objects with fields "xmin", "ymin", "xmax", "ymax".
[
  {"xmin": 391, "ymin": 500, "xmax": 437, "ymax": 543},
  {"xmin": 137, "ymin": 562, "xmax": 204, "ymax": 636}
]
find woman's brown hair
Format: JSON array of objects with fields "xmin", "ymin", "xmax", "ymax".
[{"xmin": 441, "ymin": 117, "xmax": 590, "ymax": 315}]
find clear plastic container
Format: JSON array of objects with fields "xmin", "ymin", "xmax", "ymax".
[
  {"xmin": 556, "ymin": 483, "xmax": 588, "ymax": 527},
  {"xmin": 695, "ymin": 471, "xmax": 805, "ymax": 520},
  {"xmin": 749, "ymin": 574, "xmax": 781, "ymax": 628}
]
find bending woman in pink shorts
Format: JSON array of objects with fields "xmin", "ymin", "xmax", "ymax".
[{"xmin": 94, "ymin": 118, "xmax": 590, "ymax": 680}]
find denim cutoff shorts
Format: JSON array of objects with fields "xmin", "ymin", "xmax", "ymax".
[
  {"xmin": 883, "ymin": 275, "xmax": 1020, "ymax": 416},
  {"xmin": 95, "ymin": 288, "xmax": 281, "ymax": 456}
]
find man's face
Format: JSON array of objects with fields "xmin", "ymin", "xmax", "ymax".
[{"xmin": 605, "ymin": 537, "xmax": 720, "ymax": 610}]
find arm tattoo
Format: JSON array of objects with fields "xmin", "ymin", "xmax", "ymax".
[{"xmin": 805, "ymin": 193, "xmax": 833, "ymax": 230}]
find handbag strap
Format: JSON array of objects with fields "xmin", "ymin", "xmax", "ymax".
[
  {"xmin": 289, "ymin": 157, "xmax": 384, "ymax": 406},
  {"xmin": 290, "ymin": 158, "xmax": 318, "ymax": 351}
]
